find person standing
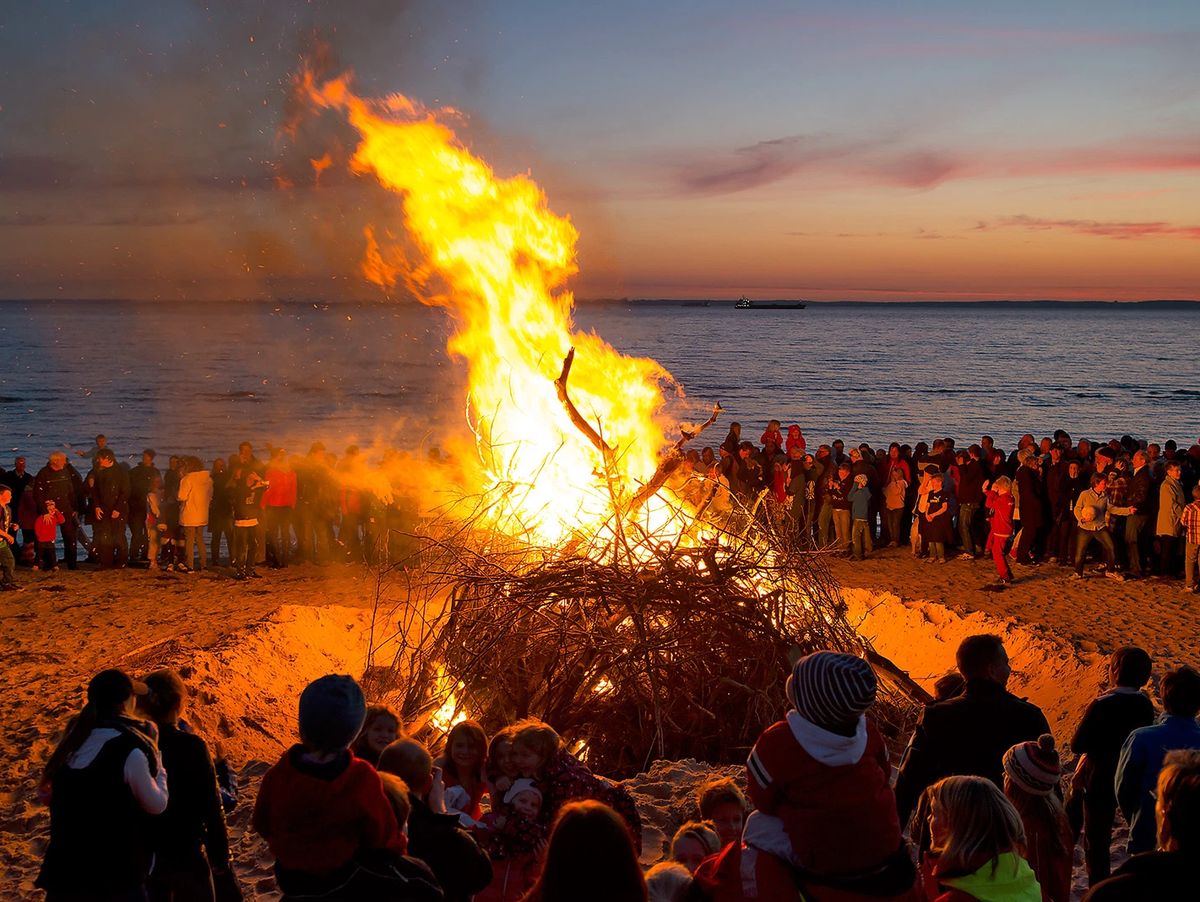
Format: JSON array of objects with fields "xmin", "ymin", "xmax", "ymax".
[
  {"xmin": 33, "ymin": 452, "xmax": 85, "ymax": 570},
  {"xmin": 262, "ymin": 448, "xmax": 297, "ymax": 568},
  {"xmin": 1155, "ymin": 461, "xmax": 1186, "ymax": 579},
  {"xmin": 955, "ymin": 448, "xmax": 985, "ymax": 560},
  {"xmin": 1014, "ymin": 454, "xmax": 1047, "ymax": 565},
  {"xmin": 176, "ymin": 458, "xmax": 213, "ymax": 572},
  {"xmin": 127, "ymin": 450, "xmax": 160, "ymax": 564},
  {"xmin": 91, "ymin": 449, "xmax": 131, "ymax": 568},
  {"xmin": 208, "ymin": 459, "xmax": 232, "ymax": 568},
  {"xmin": 1182, "ymin": 485, "xmax": 1200, "ymax": 593},
  {"xmin": 1123, "ymin": 450, "xmax": 1154, "ymax": 578},
  {"xmin": 0, "ymin": 486, "xmax": 21, "ymax": 590},
  {"xmin": 1072, "ymin": 473, "xmax": 1136, "ymax": 581},
  {"xmin": 2, "ymin": 456, "xmax": 35, "ymax": 561}
]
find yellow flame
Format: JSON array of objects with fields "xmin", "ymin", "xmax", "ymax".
[{"xmin": 300, "ymin": 71, "xmax": 685, "ymax": 545}]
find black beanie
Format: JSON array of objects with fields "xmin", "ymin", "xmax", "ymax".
[{"xmin": 298, "ymin": 675, "xmax": 367, "ymax": 752}]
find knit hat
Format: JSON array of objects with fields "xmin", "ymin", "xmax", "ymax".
[
  {"xmin": 785, "ymin": 652, "xmax": 877, "ymax": 730},
  {"xmin": 88, "ymin": 669, "xmax": 148, "ymax": 709},
  {"xmin": 503, "ymin": 777, "xmax": 543, "ymax": 806},
  {"xmin": 298, "ymin": 674, "xmax": 366, "ymax": 752},
  {"xmin": 1003, "ymin": 734, "xmax": 1061, "ymax": 797}
]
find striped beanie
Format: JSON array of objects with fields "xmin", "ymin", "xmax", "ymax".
[
  {"xmin": 786, "ymin": 651, "xmax": 877, "ymax": 730},
  {"xmin": 1003, "ymin": 734, "xmax": 1061, "ymax": 796}
]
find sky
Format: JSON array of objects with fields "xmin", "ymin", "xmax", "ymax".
[{"xmin": 1, "ymin": 0, "xmax": 1198, "ymax": 301}]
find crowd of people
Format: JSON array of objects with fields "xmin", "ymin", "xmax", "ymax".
[
  {"xmin": 0, "ymin": 435, "xmax": 429, "ymax": 585},
  {"xmin": 686, "ymin": 422, "xmax": 1200, "ymax": 587},
  {"xmin": 33, "ymin": 636, "xmax": 1200, "ymax": 902}
]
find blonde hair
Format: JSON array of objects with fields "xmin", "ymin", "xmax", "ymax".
[
  {"xmin": 926, "ymin": 775, "xmax": 1026, "ymax": 877},
  {"xmin": 992, "ymin": 475, "xmax": 1012, "ymax": 493},
  {"xmin": 645, "ymin": 861, "xmax": 693, "ymax": 902},
  {"xmin": 378, "ymin": 772, "xmax": 412, "ymax": 828},
  {"xmin": 697, "ymin": 777, "xmax": 747, "ymax": 819},
  {"xmin": 512, "ymin": 718, "xmax": 561, "ymax": 761},
  {"xmin": 671, "ymin": 821, "xmax": 720, "ymax": 858}
]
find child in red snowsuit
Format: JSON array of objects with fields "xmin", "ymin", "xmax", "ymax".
[
  {"xmin": 34, "ymin": 501, "xmax": 66, "ymax": 571},
  {"xmin": 984, "ymin": 477, "xmax": 1015, "ymax": 583},
  {"xmin": 733, "ymin": 652, "xmax": 920, "ymax": 901},
  {"xmin": 785, "ymin": 424, "xmax": 806, "ymax": 454}
]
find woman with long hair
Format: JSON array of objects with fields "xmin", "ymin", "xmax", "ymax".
[
  {"xmin": 921, "ymin": 775, "xmax": 1041, "ymax": 902},
  {"xmin": 36, "ymin": 669, "xmax": 170, "ymax": 901},
  {"xmin": 521, "ymin": 800, "xmax": 646, "ymax": 902}
]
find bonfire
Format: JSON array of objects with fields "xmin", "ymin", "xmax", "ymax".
[{"xmin": 293, "ymin": 67, "xmax": 924, "ymax": 775}]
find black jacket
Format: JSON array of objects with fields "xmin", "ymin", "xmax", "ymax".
[
  {"xmin": 128, "ymin": 463, "xmax": 160, "ymax": 510},
  {"xmin": 406, "ymin": 796, "xmax": 492, "ymax": 902},
  {"xmin": 1015, "ymin": 465, "xmax": 1047, "ymax": 528},
  {"xmin": 91, "ymin": 464, "xmax": 131, "ymax": 520},
  {"xmin": 1070, "ymin": 691, "xmax": 1156, "ymax": 804},
  {"xmin": 154, "ymin": 723, "xmax": 231, "ymax": 869},
  {"xmin": 33, "ymin": 463, "xmax": 85, "ymax": 516},
  {"xmin": 894, "ymin": 678, "xmax": 1051, "ymax": 825},
  {"xmin": 1081, "ymin": 850, "xmax": 1190, "ymax": 901}
]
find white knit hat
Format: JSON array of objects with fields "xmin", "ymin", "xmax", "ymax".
[{"xmin": 503, "ymin": 777, "xmax": 543, "ymax": 806}]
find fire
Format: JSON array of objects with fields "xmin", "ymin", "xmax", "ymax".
[{"xmin": 298, "ymin": 71, "xmax": 689, "ymax": 546}]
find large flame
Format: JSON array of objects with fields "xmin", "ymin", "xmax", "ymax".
[{"xmin": 300, "ymin": 72, "xmax": 690, "ymax": 545}]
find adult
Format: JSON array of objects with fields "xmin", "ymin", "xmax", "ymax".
[
  {"xmin": 1122, "ymin": 450, "xmax": 1154, "ymax": 578},
  {"xmin": 1082, "ymin": 749, "xmax": 1200, "ymax": 901},
  {"xmin": 138, "ymin": 669, "xmax": 236, "ymax": 902},
  {"xmin": 2, "ymin": 456, "xmax": 34, "ymax": 558},
  {"xmin": 128, "ymin": 450, "xmax": 160, "ymax": 563},
  {"xmin": 1072, "ymin": 473, "xmax": 1134, "ymax": 581},
  {"xmin": 91, "ymin": 449, "xmax": 131, "ymax": 568},
  {"xmin": 176, "ymin": 457, "xmax": 214, "ymax": 572},
  {"xmin": 262, "ymin": 448, "xmax": 298, "ymax": 568},
  {"xmin": 520, "ymin": 800, "xmax": 646, "ymax": 902},
  {"xmin": 1156, "ymin": 461, "xmax": 1186, "ymax": 578},
  {"xmin": 208, "ymin": 459, "xmax": 233, "ymax": 567},
  {"xmin": 955, "ymin": 447, "xmax": 985, "ymax": 559},
  {"xmin": 33, "ymin": 451, "xmax": 85, "ymax": 569},
  {"xmin": 1115, "ymin": 665, "xmax": 1200, "ymax": 855},
  {"xmin": 36, "ymin": 669, "xmax": 169, "ymax": 900},
  {"xmin": 378, "ymin": 739, "xmax": 493, "ymax": 902},
  {"xmin": 894, "ymin": 634, "xmax": 1051, "ymax": 830},
  {"xmin": 1013, "ymin": 453, "xmax": 1047, "ymax": 565}
]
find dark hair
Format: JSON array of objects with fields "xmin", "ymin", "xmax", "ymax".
[
  {"xmin": 378, "ymin": 772, "xmax": 413, "ymax": 828},
  {"xmin": 1110, "ymin": 646, "xmax": 1152, "ymax": 689},
  {"xmin": 1090, "ymin": 473, "xmax": 1107, "ymax": 489},
  {"xmin": 522, "ymin": 800, "xmax": 646, "ymax": 902},
  {"xmin": 1159, "ymin": 749, "xmax": 1200, "ymax": 851},
  {"xmin": 97, "ymin": 448, "xmax": 115, "ymax": 463},
  {"xmin": 1162, "ymin": 666, "xmax": 1200, "ymax": 718},
  {"xmin": 141, "ymin": 669, "xmax": 187, "ymax": 722},
  {"xmin": 378, "ymin": 738, "xmax": 432, "ymax": 790},
  {"xmin": 934, "ymin": 672, "xmax": 966, "ymax": 700},
  {"xmin": 956, "ymin": 635, "xmax": 1006, "ymax": 681}
]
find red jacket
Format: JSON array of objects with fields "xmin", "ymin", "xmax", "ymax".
[
  {"xmin": 747, "ymin": 713, "xmax": 902, "ymax": 875},
  {"xmin": 252, "ymin": 747, "xmax": 405, "ymax": 876},
  {"xmin": 985, "ymin": 490, "xmax": 1014, "ymax": 536},
  {"xmin": 35, "ymin": 510, "xmax": 65, "ymax": 543},
  {"xmin": 263, "ymin": 468, "xmax": 298, "ymax": 508},
  {"xmin": 786, "ymin": 425, "xmax": 806, "ymax": 453}
]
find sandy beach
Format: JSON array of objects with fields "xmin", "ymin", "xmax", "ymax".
[{"xmin": 2, "ymin": 552, "xmax": 1188, "ymax": 900}]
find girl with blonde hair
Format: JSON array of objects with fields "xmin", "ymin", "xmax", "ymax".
[{"xmin": 922, "ymin": 775, "xmax": 1041, "ymax": 902}]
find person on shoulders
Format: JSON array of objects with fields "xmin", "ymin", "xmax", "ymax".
[
  {"xmin": 1115, "ymin": 665, "xmax": 1200, "ymax": 856},
  {"xmin": 1083, "ymin": 748, "xmax": 1200, "ymax": 901},
  {"xmin": 1070, "ymin": 646, "xmax": 1156, "ymax": 886},
  {"xmin": 895, "ymin": 635, "xmax": 1051, "ymax": 832}
]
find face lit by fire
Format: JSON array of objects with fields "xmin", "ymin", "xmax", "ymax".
[
  {"xmin": 450, "ymin": 735, "xmax": 482, "ymax": 772},
  {"xmin": 366, "ymin": 714, "xmax": 399, "ymax": 753},
  {"xmin": 709, "ymin": 802, "xmax": 745, "ymax": 847},
  {"xmin": 511, "ymin": 742, "xmax": 545, "ymax": 778},
  {"xmin": 493, "ymin": 738, "xmax": 520, "ymax": 779},
  {"xmin": 672, "ymin": 836, "xmax": 708, "ymax": 873},
  {"xmin": 511, "ymin": 789, "xmax": 541, "ymax": 820}
]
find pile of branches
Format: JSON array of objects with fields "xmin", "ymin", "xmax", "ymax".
[{"xmin": 359, "ymin": 349, "xmax": 924, "ymax": 776}]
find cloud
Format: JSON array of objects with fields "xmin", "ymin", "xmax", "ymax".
[
  {"xmin": 991, "ymin": 214, "xmax": 1200, "ymax": 240},
  {"xmin": 672, "ymin": 135, "xmax": 859, "ymax": 195}
]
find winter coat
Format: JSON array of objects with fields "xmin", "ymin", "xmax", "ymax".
[
  {"xmin": 176, "ymin": 471, "xmax": 213, "ymax": 528},
  {"xmin": 920, "ymin": 852, "xmax": 1041, "ymax": 902},
  {"xmin": 406, "ymin": 795, "xmax": 492, "ymax": 902},
  {"xmin": 1156, "ymin": 475, "xmax": 1186, "ymax": 537},
  {"xmin": 1070, "ymin": 689, "xmax": 1156, "ymax": 806},
  {"xmin": 33, "ymin": 463, "xmax": 84, "ymax": 516},
  {"xmin": 894, "ymin": 679, "xmax": 1051, "ymax": 827},
  {"xmin": 786, "ymin": 425, "xmax": 806, "ymax": 453},
  {"xmin": 536, "ymin": 748, "xmax": 641, "ymax": 851},
  {"xmin": 985, "ymin": 491, "xmax": 1015, "ymax": 537},
  {"xmin": 1080, "ymin": 850, "xmax": 1191, "ymax": 901},
  {"xmin": 1015, "ymin": 466, "xmax": 1046, "ymax": 528},
  {"xmin": 1115, "ymin": 714, "xmax": 1200, "ymax": 854},
  {"xmin": 91, "ymin": 464, "xmax": 131, "ymax": 521}
]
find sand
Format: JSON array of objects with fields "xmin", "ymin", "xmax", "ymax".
[{"xmin": 2, "ymin": 551, "xmax": 1191, "ymax": 900}]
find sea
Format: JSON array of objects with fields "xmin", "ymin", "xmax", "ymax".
[{"xmin": 2, "ymin": 299, "xmax": 1198, "ymax": 466}]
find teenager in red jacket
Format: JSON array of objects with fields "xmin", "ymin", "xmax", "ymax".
[
  {"xmin": 252, "ymin": 675, "xmax": 438, "ymax": 901},
  {"xmin": 734, "ymin": 652, "xmax": 920, "ymax": 902}
]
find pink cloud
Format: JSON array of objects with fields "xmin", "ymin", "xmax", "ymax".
[{"xmin": 991, "ymin": 214, "xmax": 1200, "ymax": 240}]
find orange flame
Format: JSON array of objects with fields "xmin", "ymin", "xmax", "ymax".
[{"xmin": 299, "ymin": 71, "xmax": 688, "ymax": 545}]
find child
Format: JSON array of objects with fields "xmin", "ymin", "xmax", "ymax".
[
  {"xmin": 645, "ymin": 861, "xmax": 692, "ymax": 902},
  {"xmin": 351, "ymin": 704, "xmax": 403, "ymax": 768},
  {"xmin": 34, "ymin": 500, "xmax": 66, "ymax": 572},
  {"xmin": 232, "ymin": 469, "xmax": 266, "ymax": 580},
  {"xmin": 785, "ymin": 424, "xmax": 806, "ymax": 454},
  {"xmin": 883, "ymin": 467, "xmax": 909, "ymax": 549},
  {"xmin": 472, "ymin": 778, "xmax": 548, "ymax": 902},
  {"xmin": 510, "ymin": 718, "xmax": 643, "ymax": 850},
  {"xmin": 850, "ymin": 473, "xmax": 873, "ymax": 560},
  {"xmin": 251, "ymin": 674, "xmax": 415, "ymax": 900},
  {"xmin": 1069, "ymin": 646, "xmax": 1155, "ymax": 886},
  {"xmin": 696, "ymin": 778, "xmax": 747, "ymax": 849},
  {"xmin": 487, "ymin": 725, "xmax": 521, "ymax": 795},
  {"xmin": 743, "ymin": 651, "xmax": 920, "ymax": 901},
  {"xmin": 984, "ymin": 476, "xmax": 1016, "ymax": 583},
  {"xmin": 0, "ymin": 486, "xmax": 19, "ymax": 590},
  {"xmin": 436, "ymin": 720, "xmax": 489, "ymax": 821},
  {"xmin": 921, "ymin": 775, "xmax": 1041, "ymax": 902},
  {"xmin": 1003, "ymin": 736, "xmax": 1071, "ymax": 902},
  {"xmin": 1182, "ymin": 485, "xmax": 1200, "ymax": 592},
  {"xmin": 670, "ymin": 821, "xmax": 720, "ymax": 872},
  {"xmin": 147, "ymin": 475, "xmax": 164, "ymax": 569},
  {"xmin": 760, "ymin": 420, "xmax": 784, "ymax": 451},
  {"xmin": 923, "ymin": 473, "xmax": 952, "ymax": 564}
]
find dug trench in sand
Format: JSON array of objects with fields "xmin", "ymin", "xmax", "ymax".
[{"xmin": 2, "ymin": 553, "xmax": 1191, "ymax": 899}]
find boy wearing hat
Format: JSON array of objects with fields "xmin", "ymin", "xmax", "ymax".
[
  {"xmin": 252, "ymin": 675, "xmax": 423, "ymax": 899},
  {"xmin": 739, "ymin": 651, "xmax": 919, "ymax": 901}
]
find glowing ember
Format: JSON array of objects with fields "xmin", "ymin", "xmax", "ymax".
[{"xmin": 298, "ymin": 70, "xmax": 692, "ymax": 546}]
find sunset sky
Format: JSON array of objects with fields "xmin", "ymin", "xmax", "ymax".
[{"xmin": 2, "ymin": 0, "xmax": 1198, "ymax": 301}]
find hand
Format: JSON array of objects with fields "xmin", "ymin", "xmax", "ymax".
[
  {"xmin": 428, "ymin": 765, "xmax": 446, "ymax": 814},
  {"xmin": 94, "ymin": 509, "xmax": 105, "ymax": 518}
]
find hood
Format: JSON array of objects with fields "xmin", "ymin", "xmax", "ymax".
[
  {"xmin": 788, "ymin": 425, "xmax": 801, "ymax": 437},
  {"xmin": 786, "ymin": 709, "xmax": 867, "ymax": 766},
  {"xmin": 941, "ymin": 852, "xmax": 1041, "ymax": 902}
]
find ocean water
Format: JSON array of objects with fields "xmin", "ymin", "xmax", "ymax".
[{"xmin": 1, "ymin": 300, "xmax": 1198, "ymax": 467}]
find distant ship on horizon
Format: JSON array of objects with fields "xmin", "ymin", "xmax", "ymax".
[{"xmin": 735, "ymin": 295, "xmax": 807, "ymax": 310}]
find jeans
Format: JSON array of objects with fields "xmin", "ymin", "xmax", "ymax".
[
  {"xmin": 957, "ymin": 502, "xmax": 978, "ymax": 556},
  {"xmin": 210, "ymin": 519, "xmax": 233, "ymax": 567},
  {"xmin": 832, "ymin": 509, "xmax": 851, "ymax": 551},
  {"xmin": 129, "ymin": 502, "xmax": 148, "ymax": 560},
  {"xmin": 929, "ymin": 541, "xmax": 946, "ymax": 561},
  {"xmin": 94, "ymin": 517, "xmax": 128, "ymax": 567},
  {"xmin": 264, "ymin": 506, "xmax": 292, "ymax": 567},
  {"xmin": 816, "ymin": 503, "xmax": 835, "ymax": 548},
  {"xmin": 1074, "ymin": 527, "xmax": 1117, "ymax": 575},
  {"xmin": 1015, "ymin": 522, "xmax": 1043, "ymax": 564},
  {"xmin": 1124, "ymin": 513, "xmax": 1149, "ymax": 576},
  {"xmin": 851, "ymin": 519, "xmax": 873, "ymax": 558},
  {"xmin": 1082, "ymin": 793, "xmax": 1118, "ymax": 886},
  {"xmin": 884, "ymin": 507, "xmax": 903, "ymax": 545},
  {"xmin": 181, "ymin": 525, "xmax": 207, "ymax": 569},
  {"xmin": 59, "ymin": 515, "xmax": 79, "ymax": 568},
  {"xmin": 233, "ymin": 525, "xmax": 258, "ymax": 576},
  {"xmin": 1185, "ymin": 541, "xmax": 1199, "ymax": 589}
]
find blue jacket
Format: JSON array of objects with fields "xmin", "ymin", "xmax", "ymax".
[
  {"xmin": 850, "ymin": 486, "xmax": 871, "ymax": 521},
  {"xmin": 1115, "ymin": 714, "xmax": 1200, "ymax": 853}
]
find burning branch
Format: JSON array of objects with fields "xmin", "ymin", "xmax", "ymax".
[
  {"xmin": 627, "ymin": 402, "xmax": 723, "ymax": 516},
  {"xmin": 555, "ymin": 348, "xmax": 616, "ymax": 462}
]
